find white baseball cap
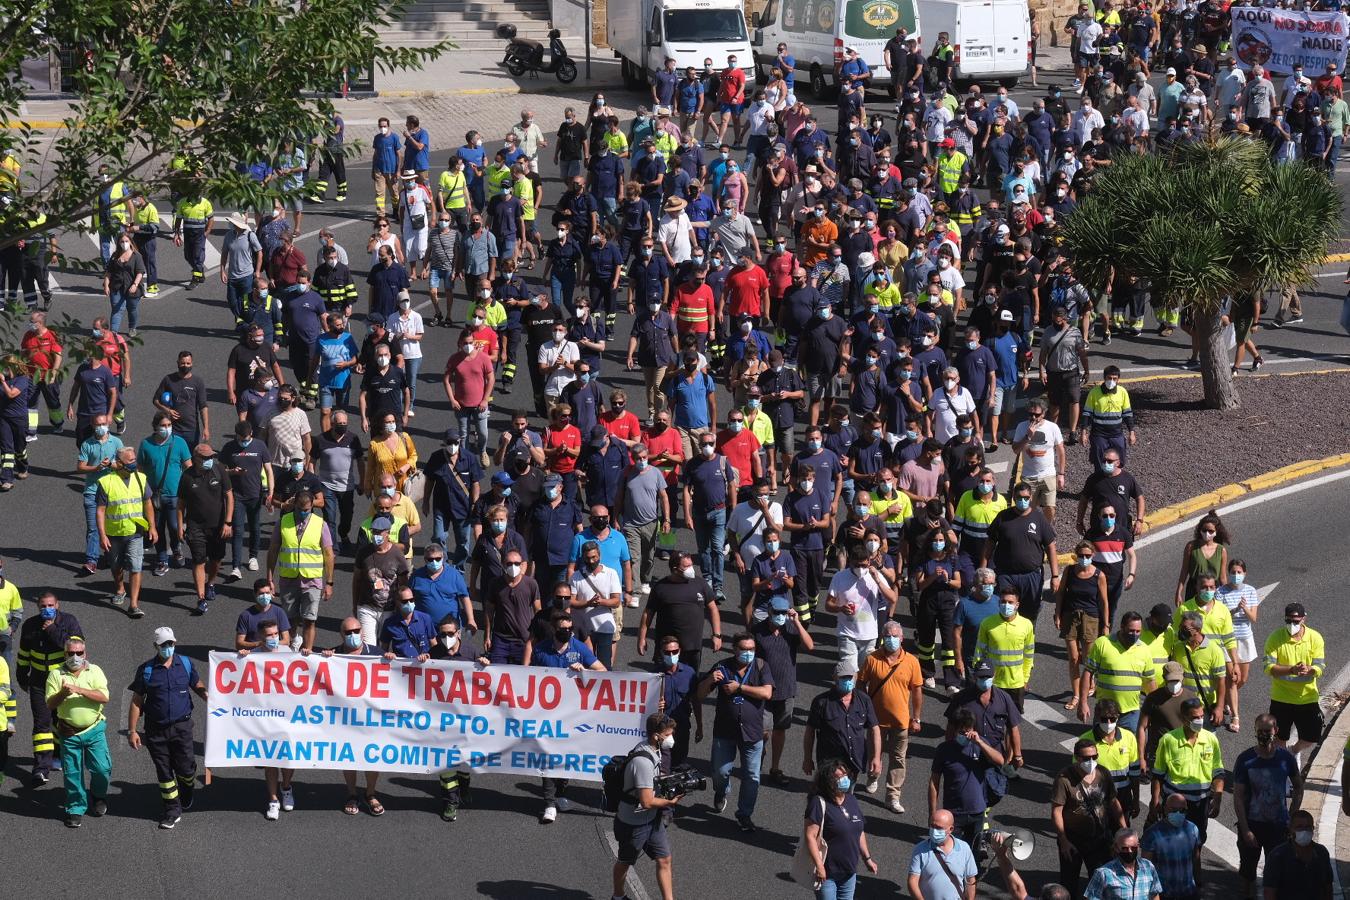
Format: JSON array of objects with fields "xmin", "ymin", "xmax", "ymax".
[{"xmin": 153, "ymin": 626, "xmax": 177, "ymax": 645}]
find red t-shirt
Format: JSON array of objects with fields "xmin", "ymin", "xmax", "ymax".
[
  {"xmin": 445, "ymin": 349, "xmax": 494, "ymax": 408},
  {"xmin": 22, "ymin": 329, "xmax": 63, "ymax": 373},
  {"xmin": 544, "ymin": 424, "xmax": 582, "ymax": 474},
  {"xmin": 95, "ymin": 332, "xmax": 127, "ymax": 377},
  {"xmin": 641, "ymin": 425, "xmax": 684, "ymax": 486},
  {"xmin": 715, "ymin": 427, "xmax": 761, "ymax": 487},
  {"xmin": 471, "ymin": 324, "xmax": 499, "ymax": 357},
  {"xmin": 601, "ymin": 409, "xmax": 642, "ymax": 443},
  {"xmin": 766, "ymin": 251, "xmax": 797, "ymax": 301},
  {"xmin": 725, "ymin": 264, "xmax": 770, "ymax": 318},
  {"xmin": 719, "ymin": 68, "xmax": 746, "ymax": 104},
  {"xmin": 670, "ymin": 283, "xmax": 715, "ymax": 334}
]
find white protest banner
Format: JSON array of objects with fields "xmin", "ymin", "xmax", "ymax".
[
  {"xmin": 205, "ymin": 651, "xmax": 659, "ymax": 780},
  {"xmin": 1231, "ymin": 7, "xmax": 1348, "ymax": 76}
]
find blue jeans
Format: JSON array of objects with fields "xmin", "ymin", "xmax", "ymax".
[
  {"xmin": 109, "ymin": 290, "xmax": 140, "ymax": 333},
  {"xmin": 99, "ymin": 234, "xmax": 116, "ymax": 266},
  {"xmin": 153, "ymin": 494, "xmax": 181, "ymax": 563},
  {"xmin": 550, "ymin": 271, "xmax": 577, "ymax": 315},
  {"xmin": 434, "ymin": 506, "xmax": 472, "ymax": 566},
  {"xmin": 693, "ymin": 506, "xmax": 727, "ymax": 595},
  {"xmin": 1119, "ymin": 709, "xmax": 1139, "ymax": 736},
  {"xmin": 231, "ymin": 496, "xmax": 265, "ymax": 567},
  {"xmin": 456, "ymin": 407, "xmax": 489, "ymax": 456},
  {"xmin": 226, "ymin": 274, "xmax": 255, "ymax": 322},
  {"xmin": 817, "ymin": 875, "xmax": 858, "ymax": 900},
  {"xmin": 711, "ymin": 737, "xmax": 762, "ymax": 818},
  {"xmin": 405, "ymin": 356, "xmax": 422, "ymax": 407},
  {"xmin": 1330, "ymin": 135, "xmax": 1344, "ymax": 176},
  {"xmin": 589, "ymin": 631, "xmax": 615, "ymax": 669},
  {"xmin": 83, "ymin": 492, "xmax": 101, "ymax": 565}
]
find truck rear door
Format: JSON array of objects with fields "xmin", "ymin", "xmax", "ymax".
[
  {"xmin": 958, "ymin": 2, "xmax": 995, "ymax": 75},
  {"xmin": 991, "ymin": 1, "xmax": 1027, "ymax": 75}
]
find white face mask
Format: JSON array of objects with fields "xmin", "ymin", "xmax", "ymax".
[
  {"xmin": 1286, "ymin": 621, "xmax": 1302, "ymax": 635},
  {"xmin": 681, "ymin": 566, "xmax": 696, "ymax": 579},
  {"xmin": 1167, "ymin": 681, "xmax": 1182, "ymax": 696}
]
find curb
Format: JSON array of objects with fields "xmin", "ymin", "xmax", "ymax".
[
  {"xmin": 1116, "ymin": 367, "xmax": 1350, "ymax": 387},
  {"xmin": 1328, "ymin": 252, "xmax": 1350, "ymax": 263},
  {"xmin": 1303, "ymin": 694, "xmax": 1348, "ymax": 891},
  {"xmin": 1052, "ymin": 451, "xmax": 1350, "ymax": 565}
]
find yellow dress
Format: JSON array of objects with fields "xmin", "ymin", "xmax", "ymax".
[{"xmin": 366, "ymin": 431, "xmax": 418, "ymax": 492}]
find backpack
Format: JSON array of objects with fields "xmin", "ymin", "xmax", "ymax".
[
  {"xmin": 141, "ymin": 655, "xmax": 193, "ymax": 695},
  {"xmin": 601, "ymin": 745, "xmax": 656, "ymax": 813}
]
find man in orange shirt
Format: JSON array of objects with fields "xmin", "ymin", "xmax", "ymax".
[
  {"xmin": 800, "ymin": 201, "xmax": 838, "ymax": 268},
  {"xmin": 542, "ymin": 402, "xmax": 582, "ymax": 503},
  {"xmin": 641, "ymin": 409, "xmax": 685, "ymax": 535},
  {"xmin": 599, "ymin": 388, "xmax": 643, "ymax": 451},
  {"xmin": 21, "ymin": 310, "xmax": 64, "ymax": 439},
  {"xmin": 723, "ymin": 252, "xmax": 772, "ymax": 326},
  {"xmin": 859, "ymin": 619, "xmax": 924, "ymax": 813},
  {"xmin": 668, "ymin": 264, "xmax": 715, "ymax": 353},
  {"xmin": 714, "ymin": 407, "xmax": 762, "ymax": 505}
]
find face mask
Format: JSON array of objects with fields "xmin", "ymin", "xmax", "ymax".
[
  {"xmin": 932, "ymin": 540, "xmax": 946, "ymax": 552},
  {"xmin": 681, "ymin": 565, "xmax": 696, "ymax": 580},
  {"xmin": 1099, "ymin": 462, "xmax": 1117, "ymax": 475},
  {"xmin": 263, "ymin": 636, "xmax": 280, "ymax": 650},
  {"xmin": 546, "ymin": 487, "xmax": 560, "ymax": 500},
  {"xmin": 256, "ymin": 593, "xmax": 273, "ymax": 608},
  {"xmin": 798, "ymin": 480, "xmax": 814, "ymax": 494},
  {"xmin": 807, "ymin": 439, "xmax": 821, "ymax": 453},
  {"xmin": 1198, "ymin": 588, "xmax": 1216, "ymax": 603},
  {"xmin": 376, "ymin": 356, "xmax": 391, "ymax": 368},
  {"xmin": 930, "ymin": 827, "xmax": 949, "ymax": 844},
  {"xmin": 977, "ymin": 482, "xmax": 994, "ymax": 495},
  {"xmin": 817, "ymin": 307, "xmax": 831, "ymax": 320},
  {"xmin": 1293, "ymin": 829, "xmax": 1314, "ymax": 847},
  {"xmin": 1118, "ymin": 632, "xmax": 1137, "ymax": 647},
  {"xmin": 1231, "ymin": 571, "xmax": 1246, "ymax": 586},
  {"xmin": 555, "ymin": 627, "xmax": 573, "ymax": 643},
  {"xmin": 700, "ymin": 444, "xmax": 715, "ymax": 458},
  {"xmin": 729, "ymin": 421, "xmax": 744, "ymax": 434},
  {"xmin": 1286, "ymin": 621, "xmax": 1302, "ymax": 636},
  {"xmin": 736, "ymin": 650, "xmax": 755, "ymax": 665},
  {"xmin": 835, "ymin": 773, "xmax": 852, "ymax": 792},
  {"xmin": 491, "ymin": 521, "xmax": 507, "ymax": 534},
  {"xmin": 1167, "ymin": 681, "xmax": 1182, "ymax": 696},
  {"xmin": 1000, "ymin": 602, "xmax": 1016, "ymax": 618},
  {"xmin": 771, "ymin": 613, "xmax": 788, "ymax": 627},
  {"xmin": 747, "ymin": 399, "xmax": 761, "ymax": 410},
  {"xmin": 1079, "ymin": 758, "xmax": 1098, "ymax": 774},
  {"xmin": 372, "ymin": 534, "xmax": 386, "ymax": 547},
  {"xmin": 95, "ymin": 425, "xmax": 110, "ymax": 438},
  {"xmin": 384, "ymin": 422, "xmax": 397, "ymax": 434},
  {"xmin": 1015, "ymin": 498, "xmax": 1031, "ymax": 512},
  {"xmin": 39, "ymin": 605, "xmax": 57, "ymax": 620},
  {"xmin": 1189, "ymin": 718, "xmax": 1205, "ymax": 731}
]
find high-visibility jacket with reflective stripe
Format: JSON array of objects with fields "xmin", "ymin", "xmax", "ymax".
[
  {"xmin": 175, "ymin": 197, "xmax": 214, "ymax": 230},
  {"xmin": 954, "ymin": 490, "xmax": 1008, "ymax": 541},
  {"xmin": 1263, "ymin": 626, "xmax": 1325, "ymax": 705},
  {"xmin": 1172, "ymin": 599, "xmax": 1236, "ymax": 654},
  {"xmin": 1169, "ymin": 639, "xmax": 1226, "ymax": 702},
  {"xmin": 1083, "ymin": 635, "xmax": 1157, "ymax": 713},
  {"xmin": 277, "ymin": 512, "xmax": 326, "ymax": 579},
  {"xmin": 975, "ymin": 614, "xmax": 1035, "ymax": 688},
  {"xmin": 938, "ymin": 151, "xmax": 968, "ymax": 194},
  {"xmin": 98, "ymin": 471, "xmax": 149, "ymax": 536},
  {"xmin": 1140, "ymin": 627, "xmax": 1169, "ymax": 673},
  {"xmin": 17, "ymin": 611, "xmax": 84, "ymax": 681},
  {"xmin": 1083, "ymin": 385, "xmax": 1133, "ymax": 434},
  {"xmin": 1080, "ymin": 726, "xmax": 1140, "ymax": 790},
  {"xmin": 439, "ymin": 170, "xmax": 468, "ymax": 209},
  {"xmin": 1154, "ymin": 727, "xmax": 1223, "ymax": 800}
]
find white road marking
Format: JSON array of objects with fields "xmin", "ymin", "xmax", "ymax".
[
  {"xmin": 158, "ymin": 213, "xmax": 222, "ymax": 272},
  {"xmin": 1117, "ymin": 355, "xmax": 1349, "ymax": 377},
  {"xmin": 1204, "ymin": 819, "xmax": 1243, "ymax": 871},
  {"xmin": 1315, "ymin": 759, "xmax": 1343, "ymax": 894},
  {"xmin": 1255, "ymin": 582, "xmax": 1280, "ymax": 603},
  {"xmin": 599, "ymin": 819, "xmax": 652, "ymax": 900}
]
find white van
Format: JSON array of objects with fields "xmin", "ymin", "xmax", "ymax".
[
  {"xmin": 609, "ymin": 0, "xmax": 754, "ymax": 87},
  {"xmin": 915, "ymin": 0, "xmax": 1030, "ymax": 88},
  {"xmin": 751, "ymin": 0, "xmax": 921, "ymax": 98}
]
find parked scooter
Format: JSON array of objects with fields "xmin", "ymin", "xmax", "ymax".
[{"xmin": 497, "ymin": 25, "xmax": 577, "ymax": 82}]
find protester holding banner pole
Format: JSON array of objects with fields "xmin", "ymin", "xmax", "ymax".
[
  {"xmin": 249, "ymin": 620, "xmax": 297, "ymax": 821},
  {"xmin": 532, "ymin": 607, "xmax": 606, "ymax": 824},
  {"xmin": 321, "ymin": 616, "xmax": 383, "ymax": 816},
  {"xmin": 430, "ymin": 614, "xmax": 491, "ymax": 822}
]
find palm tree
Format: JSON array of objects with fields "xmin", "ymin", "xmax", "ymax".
[{"xmin": 1061, "ymin": 136, "xmax": 1342, "ymax": 410}]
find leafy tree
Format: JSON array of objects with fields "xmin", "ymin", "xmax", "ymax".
[
  {"xmin": 0, "ymin": 0, "xmax": 447, "ymax": 251},
  {"xmin": 1061, "ymin": 136, "xmax": 1342, "ymax": 410}
]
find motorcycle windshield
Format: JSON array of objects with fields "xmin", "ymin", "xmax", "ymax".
[{"xmin": 662, "ymin": 9, "xmax": 747, "ymax": 43}]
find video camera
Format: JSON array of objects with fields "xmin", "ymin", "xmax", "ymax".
[{"xmin": 653, "ymin": 765, "xmax": 707, "ymax": 800}]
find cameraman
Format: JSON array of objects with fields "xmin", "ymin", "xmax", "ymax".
[{"xmin": 612, "ymin": 713, "xmax": 682, "ymax": 900}]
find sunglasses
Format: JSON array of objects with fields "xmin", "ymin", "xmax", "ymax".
[{"xmin": 342, "ymin": 628, "xmax": 361, "ymax": 636}]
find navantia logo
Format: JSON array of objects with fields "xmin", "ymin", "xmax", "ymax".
[{"xmin": 574, "ymin": 723, "xmax": 593, "ymax": 733}]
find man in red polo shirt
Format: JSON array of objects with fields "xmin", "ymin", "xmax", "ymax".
[
  {"xmin": 92, "ymin": 315, "xmax": 131, "ymax": 434},
  {"xmin": 267, "ymin": 231, "xmax": 307, "ymax": 291},
  {"xmin": 641, "ymin": 408, "xmax": 685, "ymax": 526},
  {"xmin": 21, "ymin": 310, "xmax": 64, "ymax": 438},
  {"xmin": 543, "ymin": 402, "xmax": 582, "ymax": 502},
  {"xmin": 600, "ymin": 388, "xmax": 643, "ymax": 450},
  {"xmin": 669, "ymin": 264, "xmax": 715, "ymax": 353},
  {"xmin": 714, "ymin": 407, "xmax": 762, "ymax": 505},
  {"xmin": 765, "ymin": 238, "xmax": 797, "ymax": 313},
  {"xmin": 723, "ymin": 251, "xmax": 772, "ymax": 326}
]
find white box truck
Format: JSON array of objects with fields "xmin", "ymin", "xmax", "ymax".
[
  {"xmin": 608, "ymin": 0, "xmax": 754, "ymax": 89},
  {"xmin": 752, "ymin": 0, "xmax": 922, "ymax": 98},
  {"xmin": 915, "ymin": 0, "xmax": 1030, "ymax": 89}
]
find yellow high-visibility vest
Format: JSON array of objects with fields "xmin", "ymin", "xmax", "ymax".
[{"xmin": 277, "ymin": 512, "xmax": 325, "ymax": 579}]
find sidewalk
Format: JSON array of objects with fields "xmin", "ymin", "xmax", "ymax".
[{"xmin": 378, "ymin": 49, "xmax": 623, "ymax": 97}]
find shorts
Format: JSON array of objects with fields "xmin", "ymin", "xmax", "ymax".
[
  {"xmin": 719, "ymin": 101, "xmax": 744, "ymax": 116},
  {"xmin": 1077, "ymin": 52, "xmax": 1098, "ymax": 68},
  {"xmin": 1046, "ymin": 370, "xmax": 1082, "ymax": 408},
  {"xmin": 1025, "ymin": 473, "xmax": 1058, "ymax": 509},
  {"xmin": 428, "ymin": 267, "xmax": 454, "ymax": 291},
  {"xmin": 282, "ymin": 580, "xmax": 321, "ymax": 622},
  {"xmin": 108, "ymin": 533, "xmax": 145, "ymax": 573},
  {"xmin": 500, "ymin": 237, "xmax": 517, "ymax": 259},
  {"xmin": 185, "ymin": 523, "xmax": 227, "ymax": 563},
  {"xmin": 319, "ymin": 383, "xmax": 351, "ymax": 410},
  {"xmin": 284, "ymin": 196, "xmax": 304, "ymax": 213},
  {"xmin": 805, "ymin": 371, "xmax": 839, "ymax": 403},
  {"xmin": 763, "ymin": 698, "xmax": 793, "ymax": 732},
  {"xmin": 1061, "ymin": 608, "xmax": 1100, "ymax": 645},
  {"xmin": 1234, "ymin": 634, "xmax": 1258, "ymax": 665},
  {"xmin": 993, "ymin": 385, "xmax": 1018, "ymax": 415},
  {"xmin": 614, "ymin": 816, "xmax": 672, "ymax": 864},
  {"xmin": 403, "ymin": 226, "xmax": 428, "ymax": 262},
  {"xmin": 1269, "ymin": 699, "xmax": 1324, "ymax": 743}
]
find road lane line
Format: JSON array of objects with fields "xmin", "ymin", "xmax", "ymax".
[{"xmin": 597, "ymin": 818, "xmax": 653, "ymax": 900}]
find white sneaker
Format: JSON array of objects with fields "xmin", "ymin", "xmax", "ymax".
[
  {"xmin": 625, "ymin": 595, "xmax": 640, "ymax": 608},
  {"xmin": 888, "ymin": 799, "xmax": 905, "ymax": 814},
  {"xmin": 555, "ymin": 797, "xmax": 572, "ymax": 813},
  {"xmin": 290, "ymin": 635, "xmax": 303, "ymax": 651},
  {"xmin": 946, "ymin": 684, "xmax": 961, "ymax": 696},
  {"xmin": 541, "ymin": 805, "xmax": 558, "ymax": 823},
  {"xmin": 406, "ymin": 408, "xmax": 416, "ymax": 418},
  {"xmin": 248, "ymin": 557, "xmax": 259, "ymax": 572},
  {"xmin": 265, "ymin": 801, "xmax": 280, "ymax": 820},
  {"xmin": 641, "ymin": 583, "xmax": 651, "ymax": 595},
  {"xmin": 281, "ymin": 787, "xmax": 295, "ymax": 811},
  {"xmin": 228, "ymin": 567, "xmax": 242, "ymax": 581},
  {"xmin": 865, "ymin": 776, "xmax": 880, "ymax": 794},
  {"xmin": 923, "ymin": 676, "xmax": 936, "ymax": 689}
]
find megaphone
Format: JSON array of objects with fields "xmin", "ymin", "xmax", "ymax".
[{"xmin": 989, "ymin": 827, "xmax": 1036, "ymax": 861}]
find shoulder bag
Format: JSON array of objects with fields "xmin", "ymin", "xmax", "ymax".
[{"xmin": 790, "ymin": 795, "xmax": 829, "ymax": 885}]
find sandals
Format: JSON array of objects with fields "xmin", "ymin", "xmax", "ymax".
[
  {"xmin": 343, "ymin": 796, "xmax": 360, "ymax": 816},
  {"xmin": 1226, "ymin": 716, "xmax": 1241, "ymax": 733},
  {"xmin": 1064, "ymin": 695, "xmax": 1080, "ymax": 710},
  {"xmin": 366, "ymin": 795, "xmax": 385, "ymax": 816}
]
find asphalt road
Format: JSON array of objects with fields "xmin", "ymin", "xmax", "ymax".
[{"xmin": 1, "ymin": 71, "xmax": 1347, "ymax": 898}]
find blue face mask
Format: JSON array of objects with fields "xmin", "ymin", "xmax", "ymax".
[
  {"xmin": 978, "ymin": 584, "xmax": 995, "ymax": 599},
  {"xmin": 1198, "ymin": 588, "xmax": 1216, "ymax": 602},
  {"xmin": 1102, "ymin": 515, "xmax": 1116, "ymax": 528},
  {"xmin": 546, "ymin": 486, "xmax": 560, "ymax": 500},
  {"xmin": 836, "ymin": 774, "xmax": 853, "ymax": 792},
  {"xmin": 1000, "ymin": 602, "xmax": 1017, "ymax": 618},
  {"xmin": 256, "ymin": 593, "xmax": 272, "ymax": 607},
  {"xmin": 427, "ymin": 558, "xmax": 444, "ymax": 572},
  {"xmin": 1015, "ymin": 497, "xmax": 1030, "ymax": 511},
  {"xmin": 930, "ymin": 827, "xmax": 949, "ymax": 844},
  {"xmin": 736, "ymin": 650, "xmax": 755, "ymax": 665},
  {"xmin": 817, "ymin": 307, "xmax": 831, "ymax": 320},
  {"xmin": 373, "ymin": 534, "xmax": 386, "ymax": 546},
  {"xmin": 662, "ymin": 652, "xmax": 680, "ymax": 667},
  {"xmin": 807, "ymin": 439, "xmax": 821, "ymax": 452},
  {"xmin": 771, "ymin": 613, "xmax": 788, "ymax": 626},
  {"xmin": 899, "ymin": 370, "xmax": 913, "ymax": 382},
  {"xmin": 765, "ymin": 540, "xmax": 779, "ymax": 554},
  {"xmin": 264, "ymin": 636, "xmax": 280, "ymax": 650},
  {"xmin": 883, "ymin": 635, "xmax": 901, "ymax": 652},
  {"xmin": 501, "ymin": 486, "xmax": 513, "ymax": 497},
  {"xmin": 1231, "ymin": 571, "xmax": 1245, "ymax": 586},
  {"xmin": 239, "ymin": 438, "xmax": 252, "ymax": 448},
  {"xmin": 747, "ymin": 399, "xmax": 761, "ymax": 409},
  {"xmin": 1166, "ymin": 810, "xmax": 1186, "ymax": 827},
  {"xmin": 932, "ymin": 540, "xmax": 945, "ymax": 551},
  {"xmin": 400, "ymin": 602, "xmax": 416, "ymax": 616},
  {"xmin": 956, "ymin": 734, "xmax": 971, "ymax": 748},
  {"xmin": 201, "ymin": 458, "xmax": 215, "ymax": 470},
  {"xmin": 158, "ymin": 645, "xmax": 175, "ymax": 660},
  {"xmin": 837, "ymin": 679, "xmax": 855, "ymax": 694},
  {"xmin": 579, "ymin": 372, "xmax": 591, "ymax": 384},
  {"xmin": 977, "ymin": 482, "xmax": 993, "ymax": 495},
  {"xmin": 39, "ymin": 606, "xmax": 57, "ymax": 620},
  {"xmin": 344, "ymin": 633, "xmax": 362, "ymax": 649},
  {"xmin": 854, "ymin": 505, "xmax": 868, "ymax": 516},
  {"xmin": 978, "ymin": 677, "xmax": 995, "ymax": 691}
]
